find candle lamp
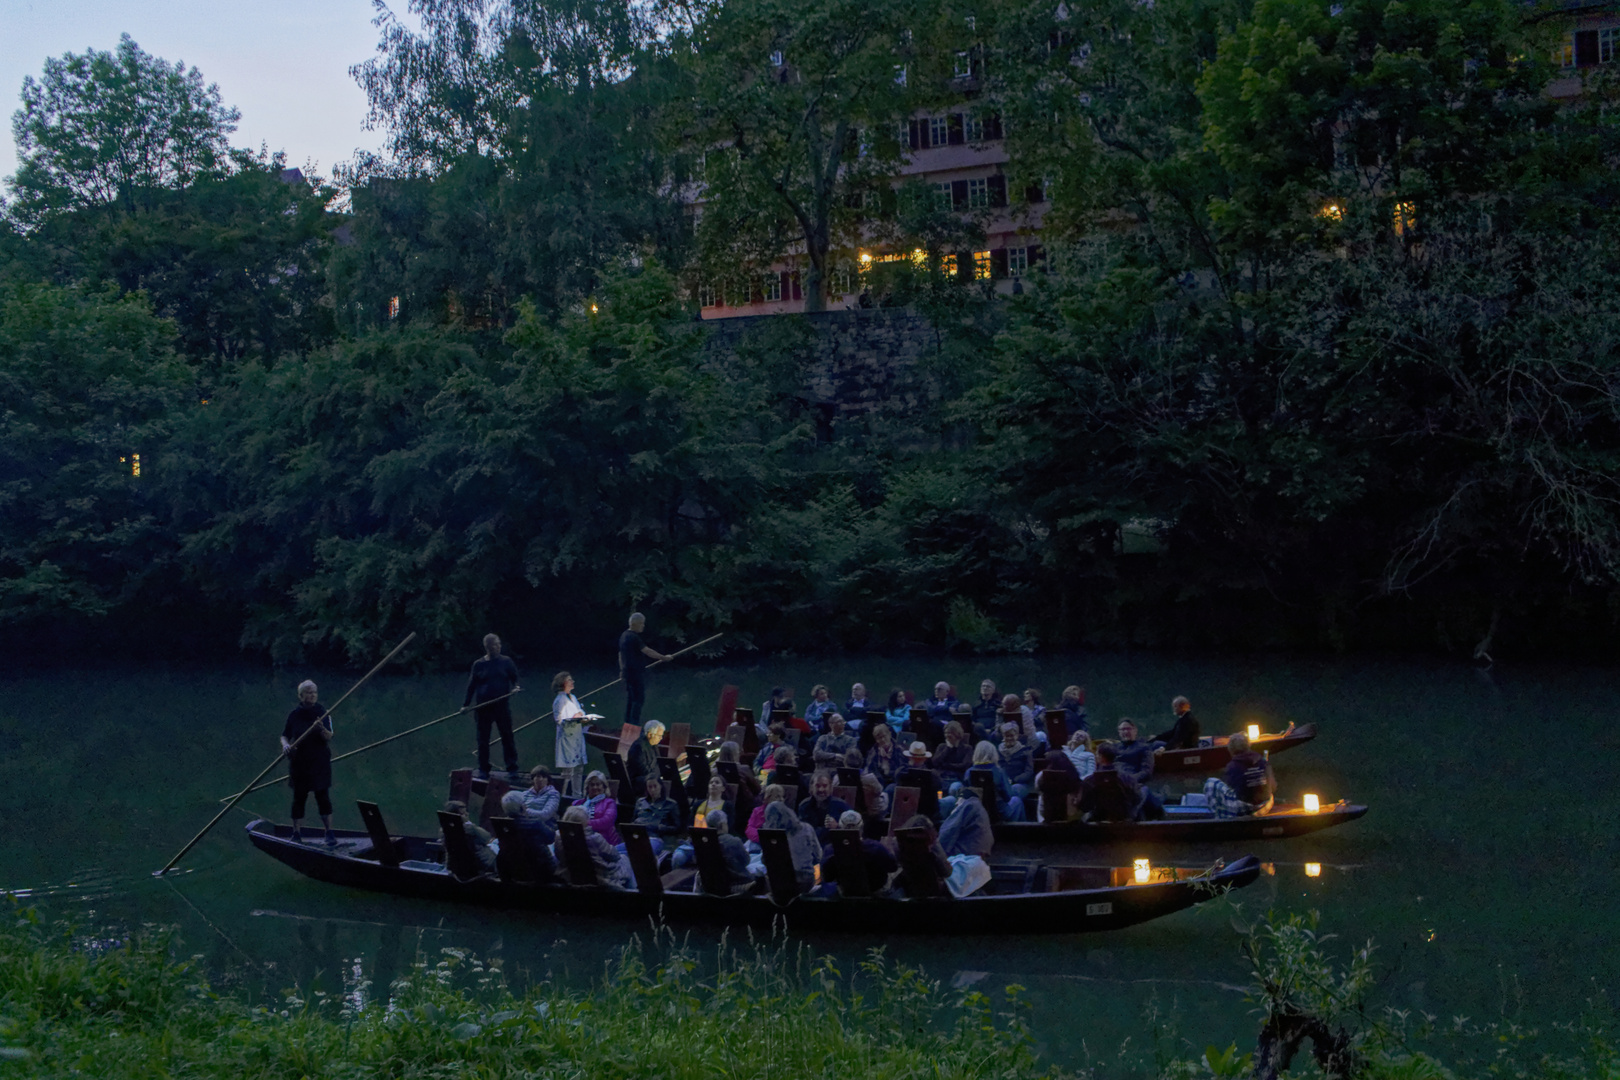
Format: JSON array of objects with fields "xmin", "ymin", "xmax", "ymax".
[{"xmin": 1133, "ymin": 858, "xmax": 1151, "ymax": 883}]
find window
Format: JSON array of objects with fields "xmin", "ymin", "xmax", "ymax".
[
  {"xmin": 1555, "ymin": 36, "xmax": 1574, "ymax": 68},
  {"xmin": 968, "ymin": 177, "xmax": 989, "ymax": 207},
  {"xmin": 769, "ymin": 50, "xmax": 784, "ymax": 67},
  {"xmin": 1007, "ymin": 247, "xmax": 1029, "ymax": 277},
  {"xmin": 698, "ymin": 283, "xmax": 717, "ymax": 308},
  {"xmin": 933, "ymin": 182, "xmax": 953, "ymax": 212},
  {"xmin": 387, "ymin": 296, "xmax": 400, "ymax": 319},
  {"xmin": 832, "ymin": 266, "xmax": 855, "ymax": 295},
  {"xmin": 973, "ymin": 250, "xmax": 992, "ymax": 280},
  {"xmin": 940, "ymin": 254, "xmax": 958, "ymax": 277},
  {"xmin": 955, "ymin": 51, "xmax": 973, "ymax": 78},
  {"xmin": 965, "ymin": 114, "xmax": 985, "ymax": 141},
  {"xmin": 893, "ymin": 64, "xmax": 908, "ymax": 86},
  {"xmin": 929, "ymin": 115, "xmax": 950, "ymax": 146},
  {"xmin": 762, "ymin": 274, "xmax": 782, "ymax": 302},
  {"xmin": 1603, "ymin": 28, "xmax": 1618, "ymax": 63},
  {"xmin": 1393, "ymin": 201, "xmax": 1417, "ymax": 237}
]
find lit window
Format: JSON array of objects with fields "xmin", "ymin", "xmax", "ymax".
[
  {"xmin": 933, "ymin": 182, "xmax": 953, "ymax": 211},
  {"xmin": 131, "ymin": 453, "xmax": 141, "ymax": 478},
  {"xmin": 770, "ymin": 50, "xmax": 784, "ymax": 67},
  {"xmin": 964, "ymin": 114, "xmax": 985, "ymax": 141},
  {"xmin": 929, "ymin": 115, "xmax": 949, "ymax": 145},
  {"xmin": 1602, "ymin": 28, "xmax": 1618, "ymax": 62},
  {"xmin": 1007, "ymin": 247, "xmax": 1028, "ymax": 277},
  {"xmin": 762, "ymin": 274, "xmax": 782, "ymax": 302},
  {"xmin": 387, "ymin": 296, "xmax": 400, "ymax": 319},
  {"xmin": 698, "ymin": 283, "xmax": 717, "ymax": 308},
  {"xmin": 1393, "ymin": 201, "xmax": 1417, "ymax": 236},
  {"xmin": 1318, "ymin": 203, "xmax": 1343, "ymax": 221},
  {"xmin": 910, "ymin": 248, "xmax": 928, "ymax": 269},
  {"xmin": 968, "ymin": 177, "xmax": 989, "ymax": 207},
  {"xmin": 940, "ymin": 254, "xmax": 958, "ymax": 277},
  {"xmin": 973, "ymin": 250, "xmax": 992, "ymax": 280},
  {"xmin": 955, "ymin": 51, "xmax": 973, "ymax": 78},
  {"xmin": 893, "ymin": 64, "xmax": 907, "ymax": 86},
  {"xmin": 1555, "ymin": 36, "xmax": 1574, "ymax": 67},
  {"xmin": 832, "ymin": 266, "xmax": 854, "ymax": 294}
]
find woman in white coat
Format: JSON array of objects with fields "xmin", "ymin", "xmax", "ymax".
[{"xmin": 552, "ymin": 671, "xmax": 588, "ymax": 797}]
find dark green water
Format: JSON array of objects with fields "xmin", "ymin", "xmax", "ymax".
[{"xmin": 2, "ymin": 653, "xmax": 1614, "ymax": 1066}]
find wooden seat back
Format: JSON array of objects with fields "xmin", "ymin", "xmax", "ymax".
[
  {"xmin": 771, "ymin": 763, "xmax": 803, "ymax": 792},
  {"xmin": 479, "ymin": 776, "xmax": 511, "ymax": 830},
  {"xmin": 888, "ymin": 784, "xmax": 921, "ymax": 835},
  {"xmin": 665, "ymin": 722, "xmax": 691, "ymax": 762},
  {"xmin": 968, "ymin": 768, "xmax": 999, "ymax": 821},
  {"xmin": 355, "ymin": 800, "xmax": 400, "ymax": 867},
  {"xmin": 619, "ymin": 823, "xmax": 664, "ymax": 895},
  {"xmin": 657, "ymin": 757, "xmax": 690, "ymax": 822},
  {"xmin": 688, "ymin": 828, "xmax": 736, "ymax": 896},
  {"xmin": 446, "ymin": 769, "xmax": 473, "ymax": 807},
  {"xmin": 556, "ymin": 820, "xmax": 599, "ymax": 886},
  {"xmin": 828, "ymin": 829, "xmax": 872, "ymax": 898},
  {"xmin": 831, "ymin": 784, "xmax": 858, "ymax": 810},
  {"xmin": 893, "ymin": 828, "xmax": 946, "ymax": 898},
  {"xmin": 835, "ymin": 766, "xmax": 863, "ymax": 789},
  {"xmin": 605, "ymin": 752, "xmax": 636, "ymax": 810},
  {"xmin": 686, "ymin": 745, "xmax": 713, "ymax": 792},
  {"xmin": 715, "ymin": 685, "xmax": 739, "ymax": 738},
  {"xmin": 616, "ymin": 723, "xmax": 642, "ymax": 759},
  {"xmin": 436, "ymin": 811, "xmax": 486, "ymax": 881},
  {"xmin": 999, "ymin": 709, "xmax": 1024, "ymax": 736},
  {"xmin": 1044, "ymin": 710, "xmax": 1068, "ymax": 746},
  {"xmin": 896, "ymin": 768, "xmax": 941, "ymax": 819},
  {"xmin": 489, "ymin": 816, "xmax": 544, "ymax": 884},
  {"xmin": 756, "ymin": 828, "xmax": 801, "ymax": 903}
]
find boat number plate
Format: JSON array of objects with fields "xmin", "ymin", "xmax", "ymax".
[
  {"xmin": 1263, "ymin": 826, "xmax": 1284, "ymax": 836},
  {"xmin": 1086, "ymin": 902, "xmax": 1114, "ymax": 916},
  {"xmin": 1184, "ymin": 755, "xmax": 1200, "ymax": 763}
]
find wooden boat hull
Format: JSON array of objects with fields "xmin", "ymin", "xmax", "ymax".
[
  {"xmin": 993, "ymin": 802, "xmax": 1366, "ymax": 845},
  {"xmin": 1150, "ymin": 723, "xmax": 1317, "ymax": 774},
  {"xmin": 244, "ymin": 820, "xmax": 1259, "ymax": 934}
]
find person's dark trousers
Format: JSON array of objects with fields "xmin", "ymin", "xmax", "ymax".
[
  {"xmin": 625, "ymin": 677, "xmax": 646, "ymax": 728},
  {"xmin": 476, "ymin": 700, "xmax": 519, "ymax": 774},
  {"xmin": 1139, "ymin": 788, "xmax": 1166, "ymax": 821}
]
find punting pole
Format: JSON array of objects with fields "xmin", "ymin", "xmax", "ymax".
[
  {"xmin": 501, "ymin": 631, "xmax": 725, "ymax": 744},
  {"xmin": 153, "ymin": 632, "xmax": 417, "ymax": 876},
  {"xmin": 219, "ymin": 689, "xmax": 520, "ymax": 802}
]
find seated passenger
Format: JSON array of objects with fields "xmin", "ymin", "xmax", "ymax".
[
  {"xmin": 820, "ymin": 809, "xmax": 898, "ymax": 895},
  {"xmin": 1034, "ymin": 752, "xmax": 1083, "ymax": 823},
  {"xmin": 1203, "ymin": 732, "xmax": 1276, "ymax": 817},
  {"xmin": 762, "ymin": 800, "xmax": 819, "ymax": 894},
  {"xmin": 625, "ymin": 720, "xmax": 665, "ymax": 793},
  {"xmin": 891, "ymin": 814, "xmax": 952, "ymax": 897},
  {"xmin": 970, "ymin": 679, "xmax": 1002, "ymax": 743},
  {"xmin": 1152, "ymin": 696, "xmax": 1201, "ymax": 750},
  {"xmin": 753, "ymin": 724, "xmax": 789, "ymax": 775},
  {"xmin": 1079, "ymin": 743, "xmax": 1145, "ymax": 822},
  {"xmin": 813, "ymin": 713, "xmax": 856, "ymax": 768},
  {"xmin": 1062, "ymin": 730, "xmax": 1097, "ymax": 779},
  {"xmin": 745, "ymin": 784, "xmax": 786, "ymax": 849},
  {"xmin": 865, "ymin": 723, "xmax": 906, "ymax": 788},
  {"xmin": 580, "ymin": 770, "xmax": 620, "ymax": 845},
  {"xmin": 558, "ymin": 804, "xmax": 629, "ymax": 888},
  {"xmin": 1058, "ymin": 685, "xmax": 1089, "ymax": 733},
  {"xmin": 516, "ymin": 765, "xmax": 561, "ymax": 829},
  {"xmin": 500, "ymin": 789, "xmax": 559, "ymax": 879},
  {"xmin": 880, "ymin": 688, "xmax": 910, "ymax": 737},
  {"xmin": 938, "ymin": 782, "xmax": 994, "ymax": 857},
  {"xmin": 857, "ymin": 774, "xmax": 888, "ymax": 839},
  {"xmin": 798, "ymin": 770, "xmax": 853, "ymax": 842},
  {"xmin": 444, "ymin": 800, "xmax": 497, "ymax": 873},
  {"xmin": 843, "ymin": 683, "xmax": 873, "ymax": 730},
  {"xmin": 692, "ymin": 775, "xmax": 732, "ymax": 825},
  {"xmin": 1021, "ymin": 688, "xmax": 1048, "ymax": 746},
  {"xmin": 967, "ymin": 740, "xmax": 1028, "ymax": 822},
  {"xmin": 1113, "ymin": 719, "xmax": 1166, "ymax": 820},
  {"xmin": 757, "ymin": 686, "xmax": 795, "ymax": 738},
  {"xmin": 631, "ymin": 776, "xmax": 682, "ymax": 837},
  {"xmin": 932, "ymin": 721, "xmax": 973, "ymax": 789},
  {"xmin": 997, "ymin": 723, "xmax": 1035, "ymax": 788},
  {"xmin": 924, "ymin": 681, "xmax": 959, "ymax": 725},
  {"xmin": 803, "ymin": 684, "xmax": 836, "ymax": 734},
  {"xmin": 762, "ymin": 746, "xmax": 800, "ymax": 788},
  {"xmin": 718, "ymin": 741, "xmax": 762, "ymax": 801}
]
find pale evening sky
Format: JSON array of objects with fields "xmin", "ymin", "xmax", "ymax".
[{"xmin": 0, "ymin": 0, "xmax": 395, "ymax": 185}]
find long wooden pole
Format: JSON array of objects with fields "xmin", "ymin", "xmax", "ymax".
[
  {"xmin": 503, "ymin": 632, "xmax": 724, "ymax": 744},
  {"xmin": 154, "ymin": 633, "xmax": 417, "ymax": 876},
  {"xmin": 221, "ymin": 689, "xmax": 519, "ymax": 801}
]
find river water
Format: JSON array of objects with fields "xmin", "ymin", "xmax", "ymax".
[{"xmin": 1, "ymin": 652, "xmax": 1613, "ymax": 1067}]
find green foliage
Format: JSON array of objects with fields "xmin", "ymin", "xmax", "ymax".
[
  {"xmin": 5, "ymin": 34, "xmax": 240, "ymax": 226},
  {"xmin": 0, "ymin": 915, "xmax": 1066, "ymax": 1079},
  {"xmin": 0, "ymin": 281, "xmax": 191, "ymax": 627}
]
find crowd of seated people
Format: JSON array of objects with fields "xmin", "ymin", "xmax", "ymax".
[{"xmin": 450, "ymin": 682, "xmax": 1291, "ymax": 897}]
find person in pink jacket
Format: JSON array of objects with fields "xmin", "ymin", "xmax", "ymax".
[{"xmin": 580, "ymin": 771, "xmax": 620, "ymax": 845}]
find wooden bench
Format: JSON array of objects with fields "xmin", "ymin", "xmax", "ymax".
[
  {"xmin": 436, "ymin": 810, "xmax": 489, "ymax": 882},
  {"xmin": 689, "ymin": 827, "xmax": 752, "ymax": 896},
  {"xmin": 619, "ymin": 823, "xmax": 695, "ymax": 895},
  {"xmin": 827, "ymin": 828, "xmax": 872, "ymax": 898},
  {"xmin": 355, "ymin": 800, "xmax": 401, "ymax": 867},
  {"xmin": 755, "ymin": 827, "xmax": 802, "ymax": 903},
  {"xmin": 556, "ymin": 820, "xmax": 599, "ymax": 886}
]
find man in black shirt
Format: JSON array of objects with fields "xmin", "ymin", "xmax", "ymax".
[
  {"xmin": 464, "ymin": 633, "xmax": 521, "ymax": 780},
  {"xmin": 618, "ymin": 612, "xmax": 672, "ymax": 727},
  {"xmin": 1153, "ymin": 696, "xmax": 1202, "ymax": 750}
]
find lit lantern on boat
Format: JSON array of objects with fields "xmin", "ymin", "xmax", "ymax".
[
  {"xmin": 1247, "ymin": 724, "xmax": 1261, "ymax": 741},
  {"xmin": 1303, "ymin": 793, "xmax": 1320, "ymax": 813},
  {"xmin": 1133, "ymin": 858, "xmax": 1151, "ymax": 883},
  {"xmin": 1305, "ymin": 863, "xmax": 1322, "ymax": 877}
]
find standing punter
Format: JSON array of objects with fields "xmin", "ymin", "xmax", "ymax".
[
  {"xmin": 282, "ymin": 679, "xmax": 336, "ymax": 845},
  {"xmin": 465, "ymin": 633, "xmax": 522, "ymax": 780},
  {"xmin": 619, "ymin": 612, "xmax": 672, "ymax": 727}
]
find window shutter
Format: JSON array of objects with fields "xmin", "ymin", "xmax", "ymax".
[
  {"xmin": 1576, "ymin": 30, "xmax": 1600, "ymax": 67},
  {"xmin": 951, "ymin": 180, "xmax": 968, "ymax": 210},
  {"xmin": 991, "ymin": 249, "xmax": 1008, "ymax": 279},
  {"xmin": 984, "ymin": 112, "xmax": 1003, "ymax": 140},
  {"xmin": 909, "ymin": 119, "xmax": 921, "ymax": 150},
  {"xmin": 987, "ymin": 174, "xmax": 1007, "ymax": 207},
  {"xmin": 949, "ymin": 114, "xmax": 965, "ymax": 145},
  {"xmin": 1024, "ymin": 183, "xmax": 1045, "ymax": 204},
  {"xmin": 789, "ymin": 271, "xmax": 802, "ymax": 300}
]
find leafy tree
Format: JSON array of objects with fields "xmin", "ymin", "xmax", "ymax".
[
  {"xmin": 667, "ymin": 0, "xmax": 958, "ymax": 311},
  {"xmin": 0, "ymin": 281, "xmax": 191, "ymax": 629},
  {"xmin": 5, "ymin": 34, "xmax": 240, "ymax": 225}
]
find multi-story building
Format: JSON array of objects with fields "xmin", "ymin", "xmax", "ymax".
[{"xmin": 696, "ymin": 107, "xmax": 1047, "ymax": 320}]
